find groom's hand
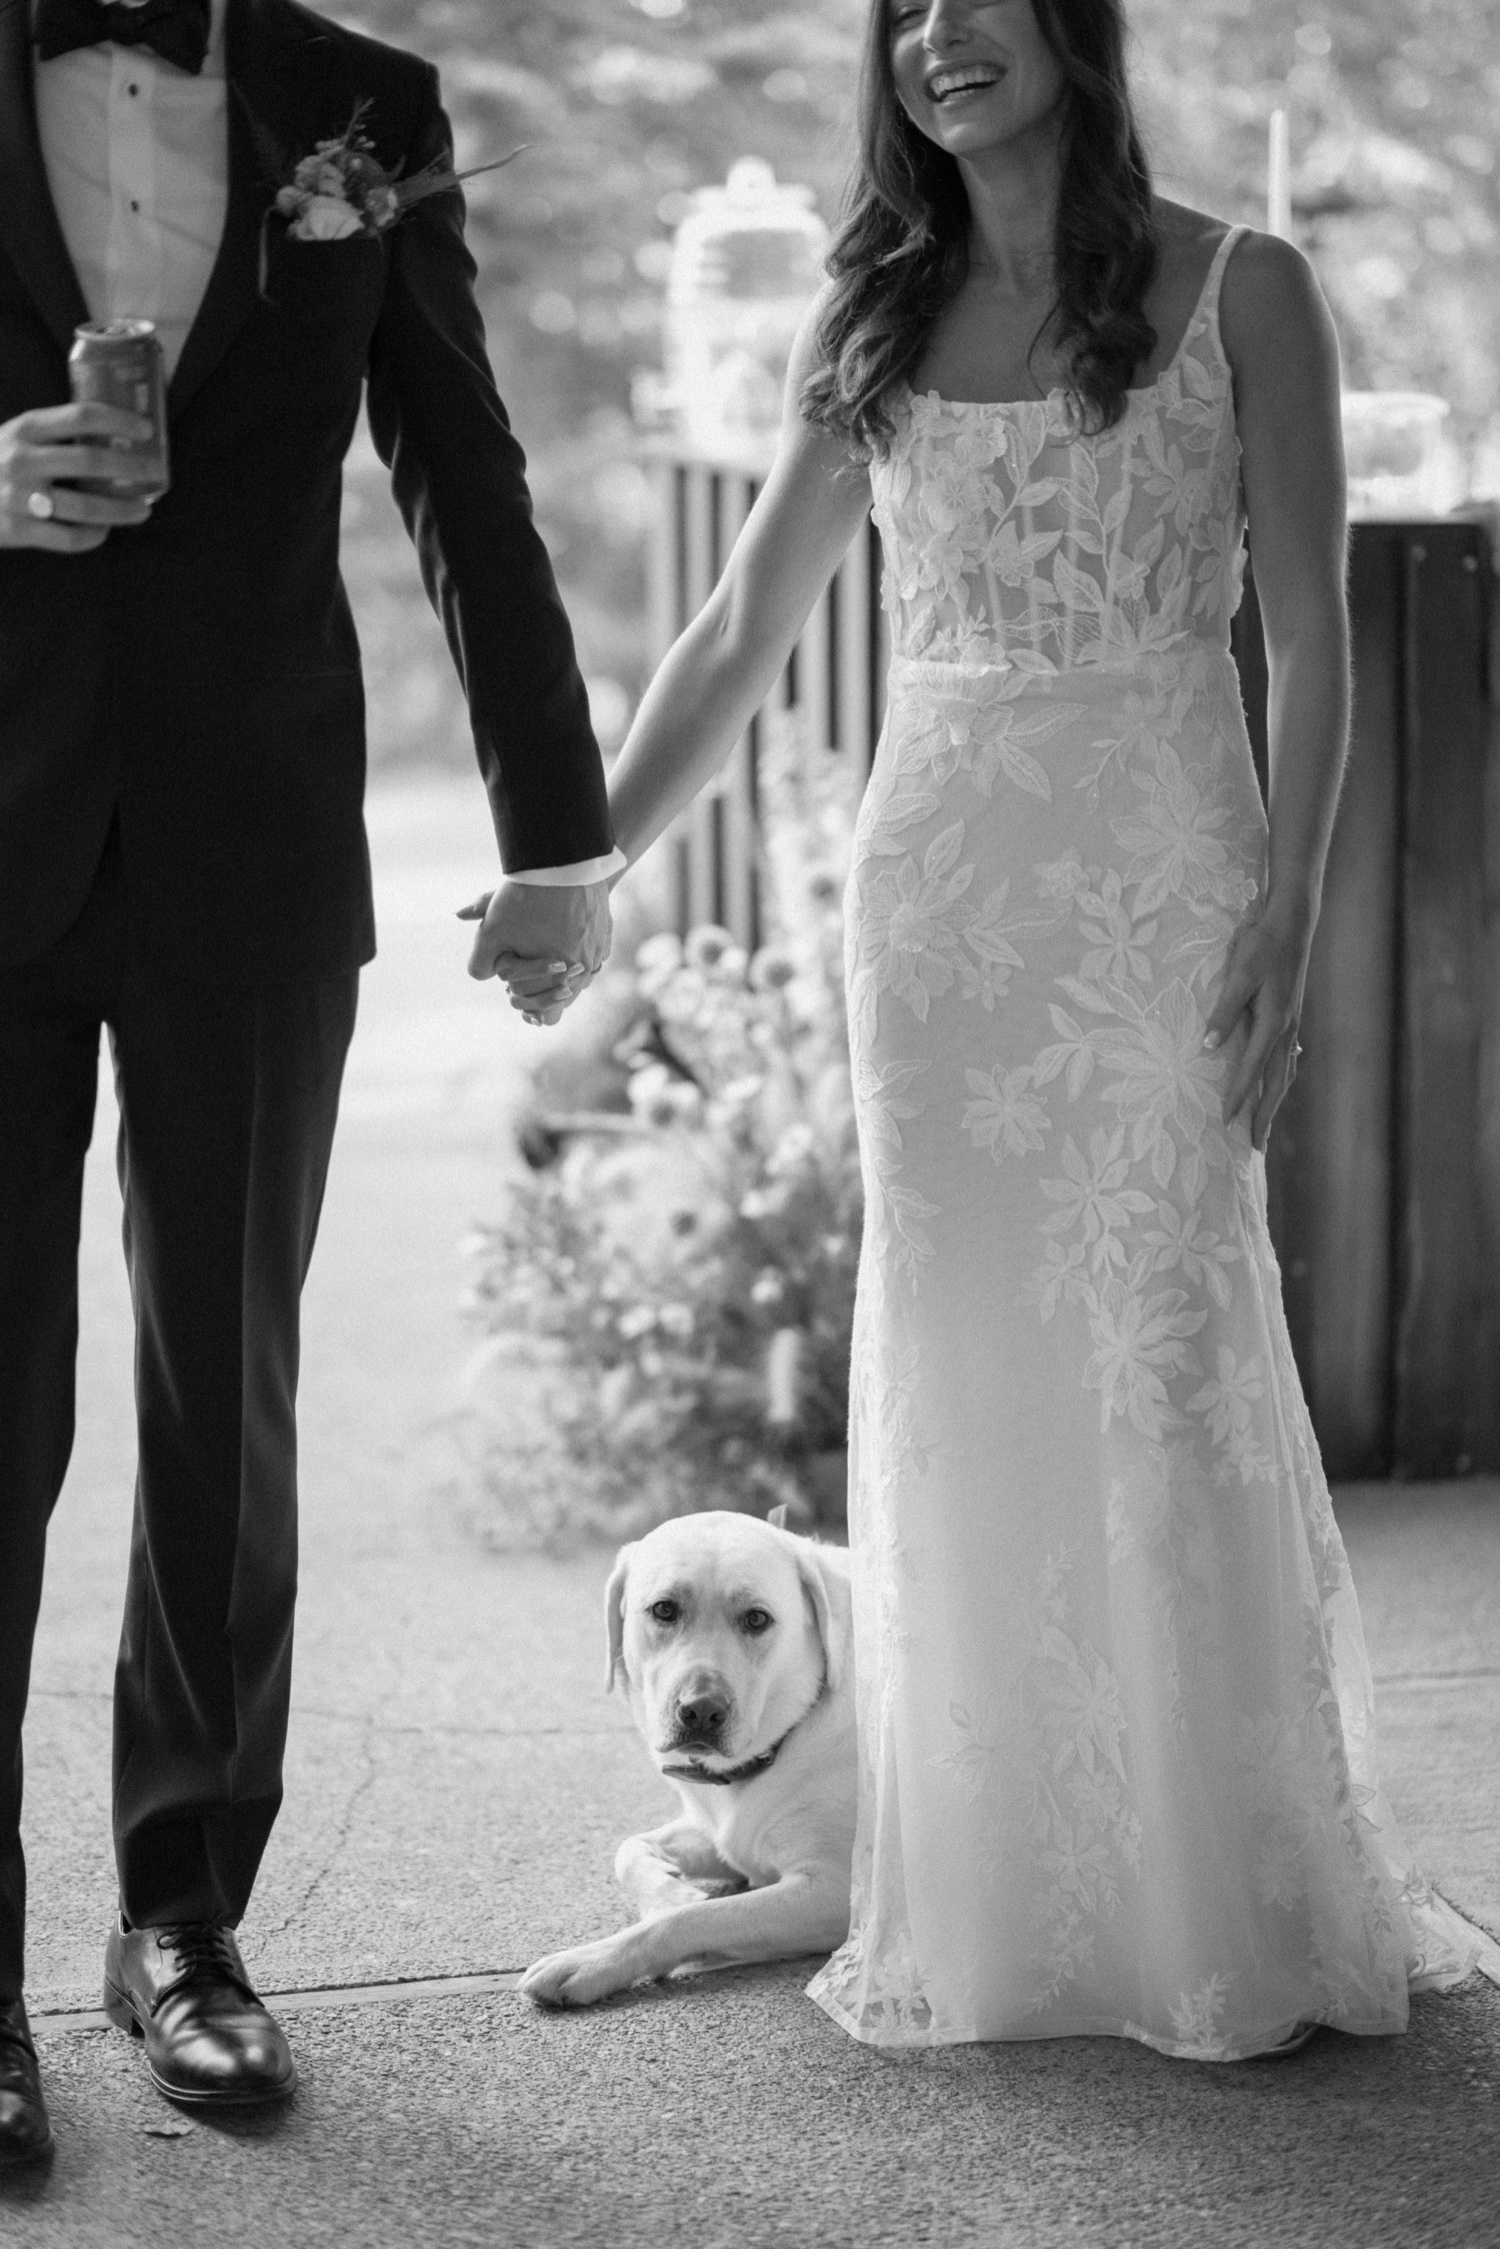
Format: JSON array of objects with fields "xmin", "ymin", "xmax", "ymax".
[
  {"xmin": 458, "ymin": 877, "xmax": 611, "ymax": 1025},
  {"xmin": 0, "ymin": 404, "xmax": 157, "ymax": 550}
]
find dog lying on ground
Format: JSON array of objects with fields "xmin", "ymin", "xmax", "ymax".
[{"xmin": 520, "ymin": 1510, "xmax": 856, "ymax": 2008}]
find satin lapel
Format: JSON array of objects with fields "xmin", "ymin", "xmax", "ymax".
[
  {"xmin": 168, "ymin": 0, "xmax": 332, "ymax": 419},
  {"xmin": 0, "ymin": 0, "xmax": 90, "ymax": 356}
]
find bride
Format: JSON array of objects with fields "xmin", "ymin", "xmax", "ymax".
[{"xmin": 518, "ymin": 0, "xmax": 1481, "ymax": 2055}]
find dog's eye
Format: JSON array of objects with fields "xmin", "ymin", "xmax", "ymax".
[
  {"xmin": 741, "ymin": 1608, "xmax": 773, "ymax": 1635},
  {"xmin": 648, "ymin": 1600, "xmax": 680, "ymax": 1625}
]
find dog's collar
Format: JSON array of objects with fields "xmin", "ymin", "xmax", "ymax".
[{"xmin": 660, "ymin": 1722, "xmax": 799, "ymax": 1788}]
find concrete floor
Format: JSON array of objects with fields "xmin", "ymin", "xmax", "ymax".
[{"xmin": 7, "ymin": 775, "xmax": 1499, "ymax": 2248}]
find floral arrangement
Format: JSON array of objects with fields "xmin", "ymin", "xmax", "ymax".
[
  {"xmin": 252, "ymin": 99, "xmax": 524, "ymax": 243},
  {"xmin": 464, "ymin": 722, "xmax": 862, "ymax": 1545}
]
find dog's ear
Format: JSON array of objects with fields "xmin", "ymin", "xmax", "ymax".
[
  {"xmin": 795, "ymin": 1543, "xmax": 849, "ymax": 1696},
  {"xmin": 604, "ymin": 1545, "xmax": 635, "ymax": 1693}
]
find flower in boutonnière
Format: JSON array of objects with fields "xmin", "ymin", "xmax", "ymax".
[
  {"xmin": 292, "ymin": 193, "xmax": 366, "ymax": 242},
  {"xmin": 249, "ymin": 95, "xmax": 526, "ymax": 244}
]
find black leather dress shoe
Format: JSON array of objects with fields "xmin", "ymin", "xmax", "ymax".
[
  {"xmin": 103, "ymin": 1919, "xmax": 296, "ymax": 2106},
  {"xmin": 0, "ymin": 2000, "xmax": 53, "ymax": 2168}
]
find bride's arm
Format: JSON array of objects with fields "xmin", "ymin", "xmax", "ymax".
[
  {"xmin": 607, "ymin": 307, "xmax": 874, "ymax": 875},
  {"xmin": 1207, "ymin": 230, "xmax": 1349, "ymax": 1151}
]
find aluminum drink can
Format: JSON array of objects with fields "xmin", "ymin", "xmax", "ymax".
[{"xmin": 67, "ymin": 319, "xmax": 170, "ymax": 498}]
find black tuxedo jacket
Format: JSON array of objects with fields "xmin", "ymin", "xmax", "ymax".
[{"xmin": 0, "ymin": 0, "xmax": 614, "ymax": 982}]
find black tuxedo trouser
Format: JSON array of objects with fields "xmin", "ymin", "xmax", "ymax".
[{"xmin": 0, "ymin": 824, "xmax": 357, "ymax": 1998}]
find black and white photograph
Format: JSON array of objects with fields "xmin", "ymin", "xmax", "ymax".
[{"xmin": 1, "ymin": 0, "xmax": 1497, "ymax": 2241}]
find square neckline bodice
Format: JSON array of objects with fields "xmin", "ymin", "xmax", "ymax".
[
  {"xmin": 904, "ymin": 223, "xmax": 1244, "ymax": 417},
  {"xmin": 873, "ymin": 226, "xmax": 1250, "ymax": 677}
]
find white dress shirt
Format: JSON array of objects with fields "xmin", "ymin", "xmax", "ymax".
[
  {"xmin": 30, "ymin": 0, "xmax": 620, "ymax": 887},
  {"xmin": 33, "ymin": 0, "xmax": 230, "ymax": 378}
]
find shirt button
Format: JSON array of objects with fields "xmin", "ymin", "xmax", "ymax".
[
  {"xmin": 128, "ymin": 82, "xmax": 139, "ymax": 95},
  {"xmin": 130, "ymin": 199, "xmax": 141, "ymax": 213}
]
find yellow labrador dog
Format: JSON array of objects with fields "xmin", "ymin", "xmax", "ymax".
[{"xmin": 520, "ymin": 1510, "xmax": 855, "ymax": 2007}]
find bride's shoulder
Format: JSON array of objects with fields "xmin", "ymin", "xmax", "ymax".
[
  {"xmin": 1149, "ymin": 200, "xmax": 1234, "ymax": 277},
  {"xmin": 1150, "ymin": 202, "xmax": 1324, "ymax": 340}
]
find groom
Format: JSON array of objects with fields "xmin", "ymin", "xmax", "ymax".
[{"xmin": 0, "ymin": 0, "xmax": 619, "ymax": 2158}]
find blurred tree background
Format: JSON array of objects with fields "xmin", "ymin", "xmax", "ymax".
[{"xmin": 328, "ymin": 0, "xmax": 1500, "ymax": 778}]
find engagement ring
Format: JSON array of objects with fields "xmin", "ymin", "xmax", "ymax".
[{"xmin": 27, "ymin": 490, "xmax": 55, "ymax": 521}]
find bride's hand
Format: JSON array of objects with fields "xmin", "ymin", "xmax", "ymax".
[
  {"xmin": 1201, "ymin": 892, "xmax": 1316, "ymax": 1153},
  {"xmin": 456, "ymin": 878, "xmax": 607, "ymax": 1025}
]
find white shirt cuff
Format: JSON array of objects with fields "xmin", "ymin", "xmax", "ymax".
[{"xmin": 506, "ymin": 849, "xmax": 627, "ymax": 887}]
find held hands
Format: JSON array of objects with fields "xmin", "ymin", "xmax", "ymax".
[
  {"xmin": 0, "ymin": 404, "xmax": 156, "ymax": 551},
  {"xmin": 457, "ymin": 876, "xmax": 612, "ymax": 1026},
  {"xmin": 1202, "ymin": 890, "xmax": 1317, "ymax": 1152}
]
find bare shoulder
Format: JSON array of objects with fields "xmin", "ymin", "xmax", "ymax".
[
  {"xmin": 1219, "ymin": 228, "xmax": 1336, "ymax": 368},
  {"xmin": 1151, "ymin": 198, "xmax": 1233, "ymax": 276},
  {"xmin": 1141, "ymin": 201, "xmax": 1233, "ymax": 368},
  {"xmin": 781, "ymin": 284, "xmax": 871, "ymax": 490}
]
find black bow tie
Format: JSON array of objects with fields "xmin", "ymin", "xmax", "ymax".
[{"xmin": 35, "ymin": 0, "xmax": 211, "ymax": 75}]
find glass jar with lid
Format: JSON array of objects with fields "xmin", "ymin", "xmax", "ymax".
[{"xmin": 663, "ymin": 159, "xmax": 830, "ymax": 467}]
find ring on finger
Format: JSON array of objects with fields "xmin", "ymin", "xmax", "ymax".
[{"xmin": 27, "ymin": 489, "xmax": 56, "ymax": 521}]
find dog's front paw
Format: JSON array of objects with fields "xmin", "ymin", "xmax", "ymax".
[{"xmin": 519, "ymin": 1939, "xmax": 639, "ymax": 2009}]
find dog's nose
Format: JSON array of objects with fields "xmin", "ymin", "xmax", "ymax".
[{"xmin": 676, "ymin": 1689, "xmax": 729, "ymax": 1736}]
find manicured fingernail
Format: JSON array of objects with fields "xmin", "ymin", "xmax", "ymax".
[
  {"xmin": 548, "ymin": 961, "xmax": 568, "ymax": 973},
  {"xmin": 1202, "ymin": 1031, "xmax": 1220, "ymax": 1050}
]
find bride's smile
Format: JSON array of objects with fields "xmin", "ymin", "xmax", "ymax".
[{"xmin": 889, "ymin": 0, "xmax": 1065, "ymax": 160}]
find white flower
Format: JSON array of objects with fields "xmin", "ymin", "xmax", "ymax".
[
  {"xmin": 1034, "ymin": 850, "xmax": 1090, "ymax": 902},
  {"xmin": 1039, "ymin": 1127, "xmax": 1154, "ymax": 1272},
  {"xmin": 290, "ymin": 194, "xmax": 366, "ymax": 242},
  {"xmin": 750, "ymin": 946, "xmax": 797, "ymax": 991},
  {"xmin": 1111, "ymin": 742, "xmax": 1234, "ymax": 914},
  {"xmin": 685, "ymin": 924, "xmax": 738, "ymax": 971},
  {"xmin": 634, "ymin": 931, "xmax": 683, "ymax": 981},
  {"xmin": 857, "ymin": 821, "xmax": 975, "ymax": 1024},
  {"xmin": 768, "ymin": 1123, "xmax": 817, "ymax": 1176},
  {"xmin": 962, "ymin": 1065, "xmax": 1050, "ymax": 1162},
  {"xmin": 1186, "ymin": 1347, "xmax": 1265, "ymax": 1449},
  {"xmin": 1076, "ymin": 868, "xmax": 1156, "ymax": 987},
  {"xmin": 626, "ymin": 1064, "xmax": 701, "ymax": 1130},
  {"xmin": 1082, "ymin": 1279, "xmax": 1206, "ymax": 1437},
  {"xmin": 1089, "ymin": 979, "xmax": 1224, "ymax": 1189},
  {"xmin": 1137, "ymin": 1198, "xmax": 1238, "ymax": 1305}
]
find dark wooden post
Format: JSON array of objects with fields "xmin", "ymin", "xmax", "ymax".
[
  {"xmin": 1240, "ymin": 518, "xmax": 1499, "ymax": 1477},
  {"xmin": 1390, "ymin": 523, "xmax": 1499, "ymax": 1474}
]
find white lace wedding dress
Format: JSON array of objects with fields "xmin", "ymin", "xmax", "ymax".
[{"xmin": 808, "ymin": 226, "xmax": 1480, "ymax": 2059}]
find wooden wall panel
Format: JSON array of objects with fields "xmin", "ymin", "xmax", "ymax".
[
  {"xmin": 1392, "ymin": 524, "xmax": 1498, "ymax": 1474},
  {"xmin": 1480, "ymin": 550, "xmax": 1500, "ymax": 1469},
  {"xmin": 1241, "ymin": 555, "xmax": 1402, "ymax": 1477},
  {"xmin": 1268, "ymin": 540, "xmax": 1403, "ymax": 1475}
]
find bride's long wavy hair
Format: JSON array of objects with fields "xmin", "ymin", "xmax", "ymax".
[{"xmin": 802, "ymin": 0, "xmax": 1158, "ymax": 457}]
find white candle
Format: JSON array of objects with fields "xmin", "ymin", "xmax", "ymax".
[{"xmin": 1268, "ymin": 108, "xmax": 1292, "ymax": 239}]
